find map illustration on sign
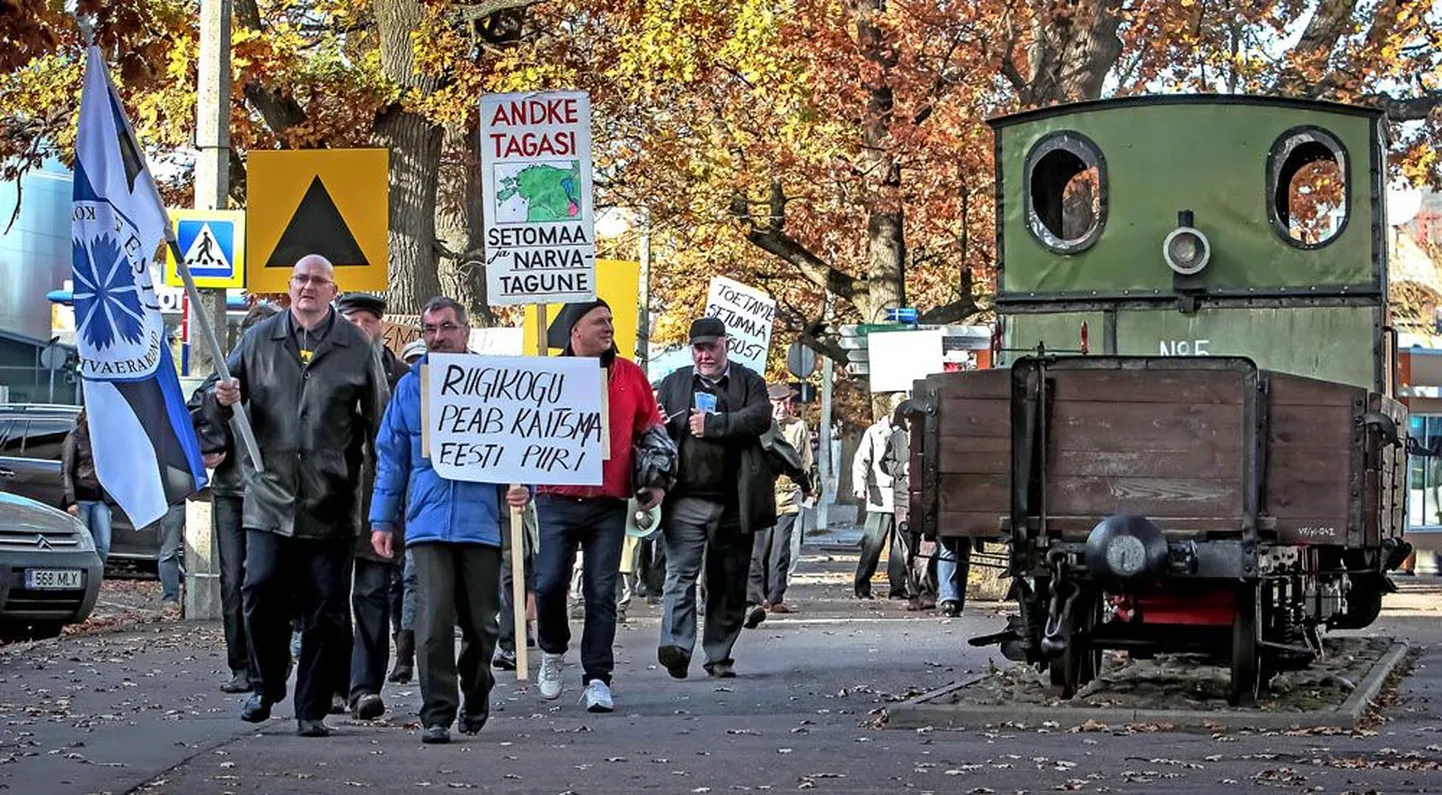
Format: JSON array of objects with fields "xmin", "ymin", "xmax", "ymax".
[{"xmin": 494, "ymin": 161, "xmax": 583, "ymax": 223}]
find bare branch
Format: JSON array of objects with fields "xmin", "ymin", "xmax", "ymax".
[
  {"xmin": 730, "ymin": 182, "xmax": 865, "ymax": 301},
  {"xmin": 1367, "ymin": 89, "xmax": 1442, "ymax": 122}
]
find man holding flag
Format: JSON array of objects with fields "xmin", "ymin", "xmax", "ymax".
[{"xmin": 70, "ymin": 46, "xmax": 208, "ymax": 535}]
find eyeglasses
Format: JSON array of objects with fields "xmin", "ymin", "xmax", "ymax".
[
  {"xmin": 421, "ymin": 322, "xmax": 464, "ymax": 336},
  {"xmin": 291, "ymin": 274, "xmax": 334, "ymax": 287}
]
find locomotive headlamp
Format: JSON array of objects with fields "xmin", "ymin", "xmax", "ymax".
[
  {"xmin": 1164, "ymin": 226, "xmax": 1210, "ymax": 275},
  {"xmin": 1164, "ymin": 209, "xmax": 1210, "ymax": 276}
]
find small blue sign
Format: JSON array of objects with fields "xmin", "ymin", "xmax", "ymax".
[{"xmin": 177, "ymin": 219, "xmax": 235, "ymax": 278}]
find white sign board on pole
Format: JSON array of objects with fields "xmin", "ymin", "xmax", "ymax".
[
  {"xmin": 704, "ymin": 276, "xmax": 775, "ymax": 374},
  {"xmin": 480, "ymin": 91, "xmax": 596, "ymax": 306},
  {"xmin": 426, "ymin": 353, "xmax": 604, "ymax": 486},
  {"xmin": 867, "ymin": 329, "xmax": 944, "ymax": 393}
]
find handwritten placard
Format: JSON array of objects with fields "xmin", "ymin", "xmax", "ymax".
[
  {"xmin": 426, "ymin": 353, "xmax": 604, "ymax": 485},
  {"xmin": 705, "ymin": 276, "xmax": 775, "ymax": 373}
]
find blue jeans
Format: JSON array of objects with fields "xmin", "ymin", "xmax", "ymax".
[
  {"xmin": 155, "ymin": 503, "xmax": 184, "ymax": 602},
  {"xmin": 936, "ymin": 537, "xmax": 971, "ymax": 605},
  {"xmin": 76, "ymin": 501, "xmax": 112, "ymax": 564},
  {"xmin": 534, "ymin": 494, "xmax": 627, "ymax": 685}
]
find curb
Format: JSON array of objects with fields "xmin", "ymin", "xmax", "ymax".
[{"xmin": 886, "ymin": 641, "xmax": 1411, "ymax": 733}]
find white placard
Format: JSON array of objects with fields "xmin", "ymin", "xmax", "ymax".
[
  {"xmin": 704, "ymin": 276, "xmax": 775, "ymax": 373},
  {"xmin": 868, "ymin": 329, "xmax": 944, "ymax": 393},
  {"xmin": 467, "ymin": 327, "xmax": 525, "ymax": 356},
  {"xmin": 480, "ymin": 91, "xmax": 596, "ymax": 306},
  {"xmin": 426, "ymin": 353, "xmax": 604, "ymax": 486}
]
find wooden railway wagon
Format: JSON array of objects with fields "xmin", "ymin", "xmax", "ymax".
[{"xmin": 908, "ymin": 96, "xmax": 1414, "ymax": 705}]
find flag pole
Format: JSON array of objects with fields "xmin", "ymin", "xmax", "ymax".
[{"xmin": 164, "ymin": 231, "xmax": 266, "ymax": 473}]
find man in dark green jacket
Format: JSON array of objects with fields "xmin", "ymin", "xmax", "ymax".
[
  {"xmin": 654, "ymin": 317, "xmax": 773, "ymax": 679},
  {"xmin": 206, "ymin": 255, "xmax": 388, "ymax": 738}
]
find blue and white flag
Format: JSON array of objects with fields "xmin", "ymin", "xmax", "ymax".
[{"xmin": 71, "ymin": 46, "xmax": 207, "ymax": 529}]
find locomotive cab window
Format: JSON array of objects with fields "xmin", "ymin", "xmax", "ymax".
[
  {"xmin": 1024, "ymin": 132, "xmax": 1107, "ymax": 254},
  {"xmin": 1267, "ymin": 126, "xmax": 1348, "ymax": 248}
]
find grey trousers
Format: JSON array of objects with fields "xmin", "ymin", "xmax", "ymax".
[
  {"xmin": 412, "ymin": 542, "xmax": 501, "ymax": 729},
  {"xmin": 659, "ymin": 496, "xmax": 752, "ymax": 668}
]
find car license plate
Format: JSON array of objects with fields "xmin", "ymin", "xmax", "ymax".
[{"xmin": 24, "ymin": 569, "xmax": 83, "ymax": 590}]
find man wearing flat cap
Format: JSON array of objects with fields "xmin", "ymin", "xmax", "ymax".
[
  {"xmin": 533, "ymin": 298, "xmax": 665, "ymax": 712},
  {"xmin": 653, "ymin": 317, "xmax": 773, "ymax": 679},
  {"xmin": 335, "ymin": 292, "xmax": 413, "ymax": 720}
]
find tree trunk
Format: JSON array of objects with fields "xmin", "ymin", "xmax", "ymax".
[
  {"xmin": 852, "ymin": 0, "xmax": 905, "ymax": 324},
  {"xmin": 373, "ymin": 0, "xmax": 443, "ymax": 314},
  {"xmin": 436, "ymin": 124, "xmax": 495, "ymax": 325},
  {"xmin": 1019, "ymin": 0, "xmax": 1125, "ymax": 105},
  {"xmin": 374, "ymin": 107, "xmax": 443, "ymax": 313}
]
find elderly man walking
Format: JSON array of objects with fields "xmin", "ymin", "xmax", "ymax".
[
  {"xmin": 334, "ymin": 292, "xmax": 412, "ymax": 719},
  {"xmin": 207, "ymin": 255, "xmax": 389, "ymax": 738},
  {"xmin": 745, "ymin": 383, "xmax": 813, "ymax": 627},
  {"xmin": 370, "ymin": 296, "xmax": 530, "ymax": 744},
  {"xmin": 655, "ymin": 317, "xmax": 773, "ymax": 679}
]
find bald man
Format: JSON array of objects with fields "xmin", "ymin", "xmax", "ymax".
[{"xmin": 207, "ymin": 255, "xmax": 389, "ymax": 737}]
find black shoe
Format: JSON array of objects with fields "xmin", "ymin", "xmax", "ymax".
[
  {"xmin": 221, "ymin": 671, "xmax": 251, "ymax": 694},
  {"xmin": 855, "ymin": 590, "xmax": 875, "ymax": 600},
  {"xmin": 657, "ymin": 645, "xmax": 690, "ymax": 679},
  {"xmin": 352, "ymin": 693, "xmax": 385, "ymax": 720},
  {"xmin": 743, "ymin": 605, "xmax": 766, "ymax": 629},
  {"xmin": 493, "ymin": 649, "xmax": 517, "ymax": 671},
  {"xmin": 329, "ymin": 694, "xmax": 347, "ymax": 715},
  {"xmin": 297, "ymin": 719, "xmax": 331, "ymax": 737},
  {"xmin": 940, "ymin": 600, "xmax": 960, "ymax": 617},
  {"xmin": 240, "ymin": 694, "xmax": 272, "ymax": 723},
  {"xmin": 705, "ymin": 661, "xmax": 736, "ymax": 678},
  {"xmin": 422, "ymin": 725, "xmax": 451, "ymax": 744},
  {"xmin": 459, "ymin": 712, "xmax": 488, "ymax": 735}
]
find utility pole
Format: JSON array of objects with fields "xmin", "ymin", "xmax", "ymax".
[
  {"xmin": 636, "ymin": 207, "xmax": 651, "ymax": 367},
  {"xmin": 184, "ymin": 0, "xmax": 232, "ymax": 622},
  {"xmin": 817, "ymin": 290, "xmax": 836, "ymax": 531}
]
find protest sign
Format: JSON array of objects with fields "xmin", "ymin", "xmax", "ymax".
[
  {"xmin": 480, "ymin": 91, "xmax": 596, "ymax": 305},
  {"xmin": 426, "ymin": 353, "xmax": 603, "ymax": 486},
  {"xmin": 705, "ymin": 276, "xmax": 775, "ymax": 373}
]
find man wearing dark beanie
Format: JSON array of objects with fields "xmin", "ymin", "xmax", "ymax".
[{"xmin": 533, "ymin": 298, "xmax": 665, "ymax": 712}]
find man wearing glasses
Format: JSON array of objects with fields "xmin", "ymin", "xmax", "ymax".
[
  {"xmin": 369, "ymin": 296, "xmax": 531, "ymax": 743},
  {"xmin": 206, "ymin": 255, "xmax": 389, "ymax": 738}
]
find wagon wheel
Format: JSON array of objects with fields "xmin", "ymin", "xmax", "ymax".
[
  {"xmin": 1048, "ymin": 589, "xmax": 1100, "ymax": 698},
  {"xmin": 1229, "ymin": 584, "xmax": 1262, "ymax": 707}
]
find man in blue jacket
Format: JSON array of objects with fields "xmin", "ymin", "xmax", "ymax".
[{"xmin": 369, "ymin": 296, "xmax": 530, "ymax": 745}]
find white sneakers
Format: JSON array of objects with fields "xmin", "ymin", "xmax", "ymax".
[
  {"xmin": 582, "ymin": 680, "xmax": 613, "ymax": 713},
  {"xmin": 536, "ymin": 651, "xmax": 614, "ymax": 712},
  {"xmin": 538, "ymin": 652, "xmax": 565, "ymax": 699}
]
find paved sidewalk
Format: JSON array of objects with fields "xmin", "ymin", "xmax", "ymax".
[{"xmin": 1, "ymin": 559, "xmax": 1439, "ymax": 794}]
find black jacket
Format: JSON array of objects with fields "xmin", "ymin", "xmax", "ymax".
[
  {"xmin": 354, "ymin": 346, "xmax": 413, "ymax": 563},
  {"xmin": 203, "ymin": 310, "xmax": 389, "ymax": 540},
  {"xmin": 656, "ymin": 362, "xmax": 774, "ymax": 535}
]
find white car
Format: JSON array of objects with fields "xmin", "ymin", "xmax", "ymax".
[{"xmin": 0, "ymin": 492, "xmax": 103, "ymax": 641}]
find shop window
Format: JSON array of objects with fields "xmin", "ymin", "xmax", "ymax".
[
  {"xmin": 1024, "ymin": 132, "xmax": 1107, "ymax": 254},
  {"xmin": 1267, "ymin": 126, "xmax": 1348, "ymax": 248}
]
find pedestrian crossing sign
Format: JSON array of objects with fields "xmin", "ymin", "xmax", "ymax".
[{"xmin": 164, "ymin": 209, "xmax": 246, "ymax": 289}]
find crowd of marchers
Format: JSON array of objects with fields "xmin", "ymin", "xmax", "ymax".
[{"xmin": 53, "ymin": 252, "xmax": 970, "ymax": 743}]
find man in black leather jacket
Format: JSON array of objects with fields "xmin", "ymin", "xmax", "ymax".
[{"xmin": 205, "ymin": 255, "xmax": 388, "ymax": 737}]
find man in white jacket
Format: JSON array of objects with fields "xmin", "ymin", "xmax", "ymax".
[{"xmin": 850, "ymin": 393, "xmax": 909, "ymax": 600}]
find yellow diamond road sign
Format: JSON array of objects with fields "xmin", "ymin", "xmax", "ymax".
[
  {"xmin": 164, "ymin": 209, "xmax": 246, "ymax": 289},
  {"xmin": 246, "ymin": 149, "xmax": 389, "ymax": 294}
]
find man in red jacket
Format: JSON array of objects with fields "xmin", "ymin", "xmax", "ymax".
[{"xmin": 533, "ymin": 299, "xmax": 665, "ymax": 712}]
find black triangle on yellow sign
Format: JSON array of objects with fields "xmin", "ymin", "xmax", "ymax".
[{"xmin": 265, "ymin": 176, "xmax": 369, "ymax": 268}]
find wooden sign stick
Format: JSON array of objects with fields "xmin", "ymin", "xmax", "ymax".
[{"xmin": 508, "ymin": 303, "xmax": 545, "ymax": 685}]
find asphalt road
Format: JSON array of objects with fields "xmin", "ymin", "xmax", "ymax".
[{"xmin": 2, "ymin": 548, "xmax": 1440, "ymax": 795}]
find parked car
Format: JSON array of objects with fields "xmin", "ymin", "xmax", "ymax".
[
  {"xmin": 0, "ymin": 403, "xmax": 161, "ymax": 568},
  {"xmin": 0, "ymin": 491, "xmax": 103, "ymax": 641}
]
